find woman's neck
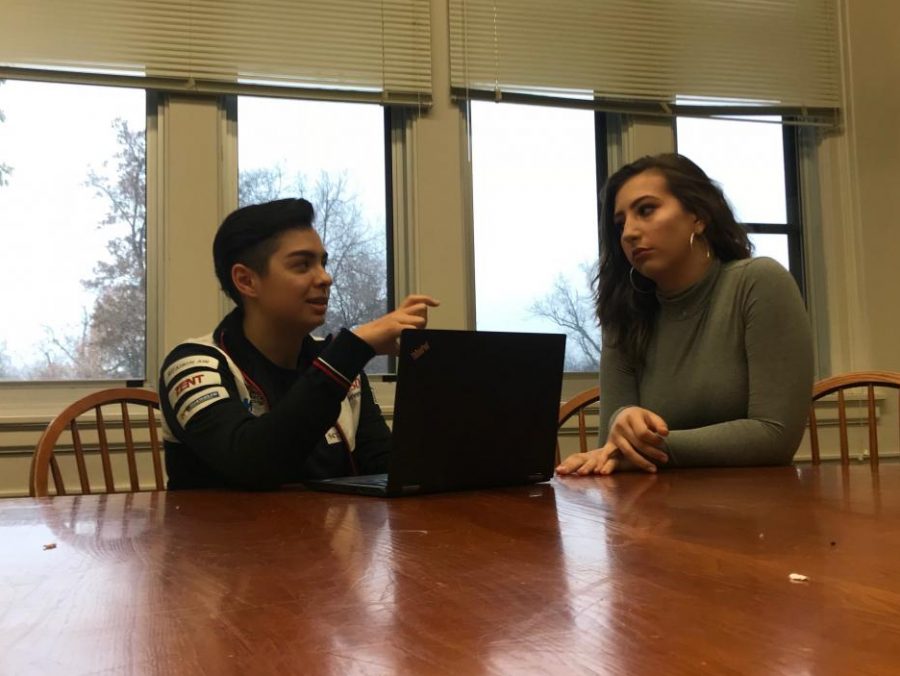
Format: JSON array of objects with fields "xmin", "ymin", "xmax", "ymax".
[{"xmin": 655, "ymin": 251, "xmax": 715, "ymax": 296}]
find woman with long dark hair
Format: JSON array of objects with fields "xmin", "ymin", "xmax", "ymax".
[{"xmin": 557, "ymin": 154, "xmax": 813, "ymax": 475}]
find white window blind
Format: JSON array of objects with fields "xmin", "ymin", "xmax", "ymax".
[
  {"xmin": 0, "ymin": 0, "xmax": 432, "ymax": 106},
  {"xmin": 449, "ymin": 0, "xmax": 840, "ymax": 120}
]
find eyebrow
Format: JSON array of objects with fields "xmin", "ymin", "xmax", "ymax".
[
  {"xmin": 613, "ymin": 194, "xmax": 658, "ymax": 220},
  {"xmin": 284, "ymin": 249, "xmax": 327, "ymax": 263}
]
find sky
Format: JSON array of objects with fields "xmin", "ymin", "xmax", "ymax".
[
  {"xmin": 470, "ymin": 101, "xmax": 601, "ymax": 366},
  {"xmin": 676, "ymin": 115, "xmax": 787, "ymax": 225},
  {"xmin": 237, "ymin": 96, "xmax": 387, "ymax": 226}
]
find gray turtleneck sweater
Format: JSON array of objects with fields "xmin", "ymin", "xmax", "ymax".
[{"xmin": 599, "ymin": 257, "xmax": 813, "ymax": 467}]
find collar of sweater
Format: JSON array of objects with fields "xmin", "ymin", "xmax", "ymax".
[{"xmin": 655, "ymin": 257, "xmax": 722, "ymax": 321}]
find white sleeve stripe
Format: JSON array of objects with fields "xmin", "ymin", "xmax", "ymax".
[
  {"xmin": 175, "ymin": 386, "xmax": 230, "ymax": 427},
  {"xmin": 163, "ymin": 355, "xmax": 220, "ymax": 384},
  {"xmin": 168, "ymin": 370, "xmax": 222, "ymax": 407}
]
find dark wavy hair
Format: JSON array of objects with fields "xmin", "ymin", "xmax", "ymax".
[
  {"xmin": 594, "ymin": 153, "xmax": 752, "ymax": 365},
  {"xmin": 213, "ymin": 198, "xmax": 315, "ymax": 306}
]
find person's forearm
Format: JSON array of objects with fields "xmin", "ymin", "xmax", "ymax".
[{"xmin": 663, "ymin": 417, "xmax": 801, "ymax": 467}]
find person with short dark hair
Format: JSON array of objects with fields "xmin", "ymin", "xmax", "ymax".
[
  {"xmin": 557, "ymin": 154, "xmax": 813, "ymax": 476},
  {"xmin": 159, "ymin": 198, "xmax": 438, "ymax": 489}
]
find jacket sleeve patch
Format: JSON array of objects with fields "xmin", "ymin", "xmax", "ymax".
[
  {"xmin": 168, "ymin": 370, "xmax": 222, "ymax": 407},
  {"xmin": 176, "ymin": 386, "xmax": 230, "ymax": 427},
  {"xmin": 164, "ymin": 355, "xmax": 220, "ymax": 384}
]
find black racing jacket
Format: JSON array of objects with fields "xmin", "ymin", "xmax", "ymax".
[{"xmin": 159, "ymin": 309, "xmax": 391, "ymax": 490}]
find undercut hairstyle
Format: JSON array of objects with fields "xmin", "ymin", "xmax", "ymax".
[{"xmin": 213, "ymin": 198, "xmax": 315, "ymax": 306}]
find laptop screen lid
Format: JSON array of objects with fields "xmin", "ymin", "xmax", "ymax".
[{"xmin": 386, "ymin": 329, "xmax": 566, "ymax": 495}]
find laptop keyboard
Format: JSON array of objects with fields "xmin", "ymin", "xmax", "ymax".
[{"xmin": 344, "ymin": 473, "xmax": 388, "ymax": 486}]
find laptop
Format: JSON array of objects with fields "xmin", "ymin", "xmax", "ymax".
[{"xmin": 303, "ymin": 328, "xmax": 566, "ymax": 497}]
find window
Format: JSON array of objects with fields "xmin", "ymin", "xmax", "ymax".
[
  {"xmin": 470, "ymin": 101, "xmax": 601, "ymax": 372},
  {"xmin": 236, "ymin": 97, "xmax": 390, "ymax": 372},
  {"xmin": 676, "ymin": 115, "xmax": 803, "ymax": 291},
  {"xmin": 0, "ymin": 80, "xmax": 147, "ymax": 381}
]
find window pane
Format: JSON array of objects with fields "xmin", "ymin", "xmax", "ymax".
[
  {"xmin": 471, "ymin": 102, "xmax": 600, "ymax": 372},
  {"xmin": 676, "ymin": 116, "xmax": 786, "ymax": 224},
  {"xmin": 748, "ymin": 233, "xmax": 791, "ymax": 271},
  {"xmin": 237, "ymin": 97, "xmax": 388, "ymax": 372},
  {"xmin": 0, "ymin": 80, "xmax": 146, "ymax": 381}
]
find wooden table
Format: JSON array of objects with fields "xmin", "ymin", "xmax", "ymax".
[{"xmin": 2, "ymin": 463, "xmax": 900, "ymax": 675}]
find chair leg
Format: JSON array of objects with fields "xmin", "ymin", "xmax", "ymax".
[{"xmin": 808, "ymin": 405, "xmax": 820, "ymax": 464}]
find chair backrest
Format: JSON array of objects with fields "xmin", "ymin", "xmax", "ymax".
[
  {"xmin": 809, "ymin": 371, "xmax": 900, "ymax": 468},
  {"xmin": 557, "ymin": 387, "xmax": 600, "ymax": 464},
  {"xmin": 30, "ymin": 388, "xmax": 164, "ymax": 497}
]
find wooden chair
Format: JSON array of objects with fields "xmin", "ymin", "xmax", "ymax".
[
  {"xmin": 30, "ymin": 388, "xmax": 164, "ymax": 497},
  {"xmin": 809, "ymin": 371, "xmax": 900, "ymax": 468},
  {"xmin": 556, "ymin": 387, "xmax": 600, "ymax": 465}
]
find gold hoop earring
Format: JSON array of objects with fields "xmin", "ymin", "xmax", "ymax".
[
  {"xmin": 629, "ymin": 267, "xmax": 654, "ymax": 294},
  {"xmin": 691, "ymin": 231, "xmax": 711, "ymax": 259}
]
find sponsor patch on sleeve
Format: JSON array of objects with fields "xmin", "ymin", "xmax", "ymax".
[
  {"xmin": 163, "ymin": 355, "xmax": 220, "ymax": 385},
  {"xmin": 176, "ymin": 386, "xmax": 230, "ymax": 427},
  {"xmin": 168, "ymin": 370, "xmax": 222, "ymax": 407}
]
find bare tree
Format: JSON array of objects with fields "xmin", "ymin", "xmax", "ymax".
[
  {"xmin": 312, "ymin": 172, "xmax": 387, "ymax": 333},
  {"xmin": 0, "ymin": 80, "xmax": 12, "ymax": 187},
  {"xmin": 238, "ymin": 167, "xmax": 388, "ymax": 335},
  {"xmin": 529, "ymin": 262, "xmax": 600, "ymax": 371},
  {"xmin": 30, "ymin": 311, "xmax": 106, "ymax": 379},
  {"xmin": 239, "ymin": 165, "xmax": 293, "ymax": 205},
  {"xmin": 81, "ymin": 118, "xmax": 147, "ymax": 378}
]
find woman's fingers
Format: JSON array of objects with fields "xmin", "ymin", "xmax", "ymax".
[
  {"xmin": 599, "ymin": 457, "xmax": 619, "ymax": 475},
  {"xmin": 618, "ymin": 425, "xmax": 668, "ymax": 464},
  {"xmin": 610, "ymin": 434, "xmax": 658, "ymax": 473},
  {"xmin": 555, "ymin": 452, "xmax": 588, "ymax": 475},
  {"xmin": 576, "ymin": 446, "xmax": 616, "ymax": 476},
  {"xmin": 643, "ymin": 409, "xmax": 670, "ymax": 437},
  {"xmin": 556, "ymin": 446, "xmax": 614, "ymax": 476},
  {"xmin": 619, "ymin": 414, "xmax": 669, "ymax": 463}
]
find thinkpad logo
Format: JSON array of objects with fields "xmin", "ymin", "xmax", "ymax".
[{"xmin": 410, "ymin": 341, "xmax": 431, "ymax": 361}]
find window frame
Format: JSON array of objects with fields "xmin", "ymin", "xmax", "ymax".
[
  {"xmin": 594, "ymin": 111, "xmax": 610, "ymax": 228},
  {"xmin": 382, "ymin": 107, "xmax": 399, "ymax": 376}
]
